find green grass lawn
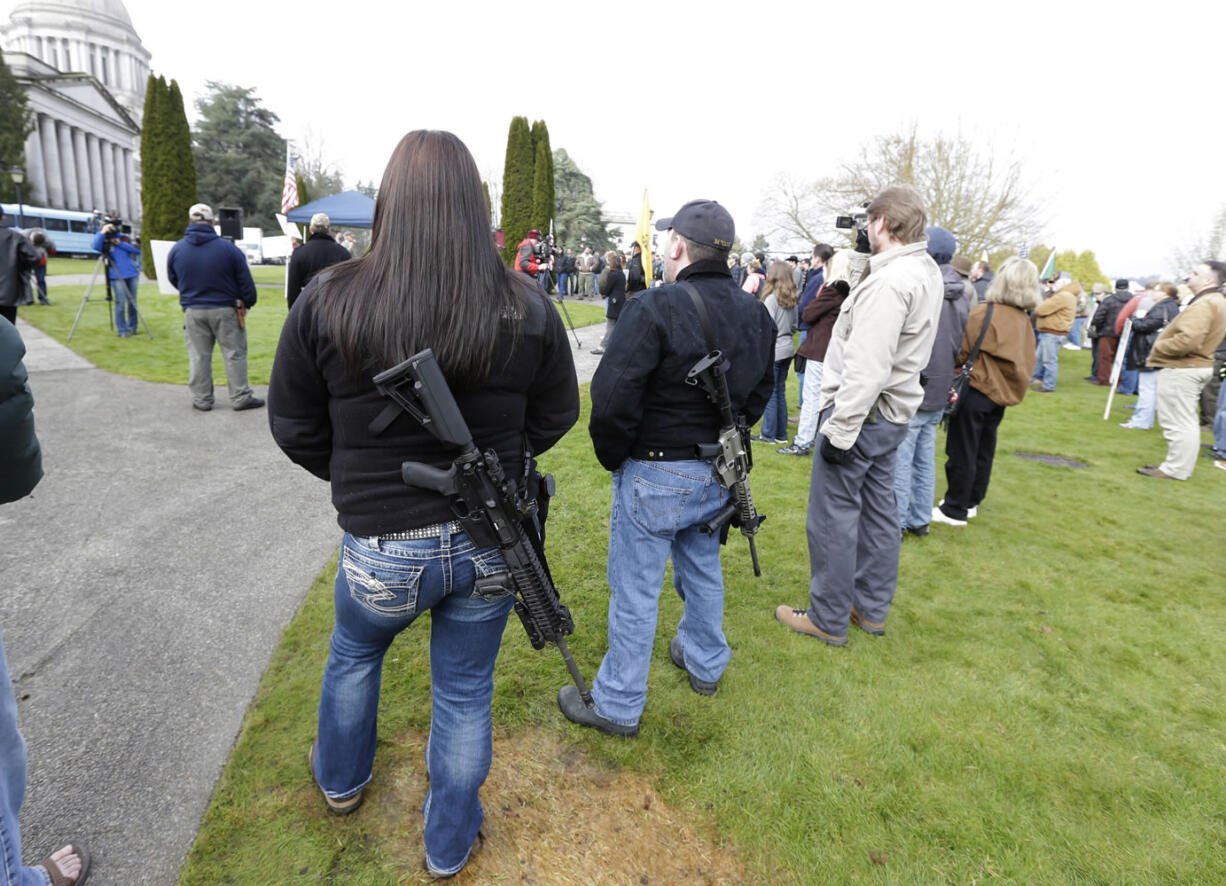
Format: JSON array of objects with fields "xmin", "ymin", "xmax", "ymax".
[
  {"xmin": 46, "ymin": 256, "xmax": 100, "ymax": 276},
  {"xmin": 172, "ymin": 349, "xmax": 1226, "ymax": 884}
]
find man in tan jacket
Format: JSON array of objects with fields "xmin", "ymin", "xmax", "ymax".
[
  {"xmin": 1138, "ymin": 261, "xmax": 1226, "ymax": 479},
  {"xmin": 1031, "ymin": 278, "xmax": 1078, "ymax": 391}
]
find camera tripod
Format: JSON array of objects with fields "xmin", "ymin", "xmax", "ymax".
[
  {"xmin": 551, "ymin": 282, "xmax": 582, "ymax": 349},
  {"xmin": 68, "ymin": 245, "xmax": 153, "ymax": 341}
]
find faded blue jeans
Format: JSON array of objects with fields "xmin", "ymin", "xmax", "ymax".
[
  {"xmin": 313, "ymin": 528, "xmax": 515, "ymax": 878},
  {"xmin": 893, "ymin": 408, "xmax": 943, "ymax": 529},
  {"xmin": 1031, "ymin": 332, "xmax": 1063, "ymax": 390},
  {"xmin": 760, "ymin": 358, "xmax": 791, "ymax": 441},
  {"xmin": 0, "ymin": 633, "xmax": 50, "ymax": 886},
  {"xmin": 113, "ymin": 275, "xmax": 139, "ymax": 336},
  {"xmin": 592, "ymin": 459, "xmax": 729, "ymax": 727}
]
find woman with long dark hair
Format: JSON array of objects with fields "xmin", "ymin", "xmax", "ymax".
[
  {"xmin": 268, "ymin": 130, "xmax": 579, "ymax": 878},
  {"xmin": 592, "ymin": 251, "xmax": 625, "ymax": 354}
]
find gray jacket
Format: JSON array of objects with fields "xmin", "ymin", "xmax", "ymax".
[
  {"xmin": 919, "ymin": 263, "xmax": 972, "ymax": 412},
  {"xmin": 819, "ymin": 239, "xmax": 944, "ymax": 449},
  {"xmin": 1, "ymin": 228, "xmax": 39, "ymax": 308}
]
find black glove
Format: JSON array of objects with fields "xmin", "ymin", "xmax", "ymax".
[{"xmin": 820, "ymin": 436, "xmax": 854, "ymax": 466}]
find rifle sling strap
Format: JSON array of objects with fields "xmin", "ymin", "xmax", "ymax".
[{"xmin": 678, "ymin": 281, "xmax": 719, "ymax": 355}]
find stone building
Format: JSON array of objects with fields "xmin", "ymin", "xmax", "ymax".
[{"xmin": 0, "ymin": 0, "xmax": 150, "ymax": 220}]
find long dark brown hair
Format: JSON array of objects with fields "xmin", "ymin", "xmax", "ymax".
[{"xmin": 313, "ymin": 130, "xmax": 532, "ymax": 384}]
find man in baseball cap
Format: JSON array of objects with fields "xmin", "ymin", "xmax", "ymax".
[{"xmin": 559, "ymin": 198, "xmax": 775, "ymax": 738}]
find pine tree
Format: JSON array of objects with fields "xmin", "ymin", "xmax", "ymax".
[
  {"xmin": 500, "ymin": 116, "xmax": 533, "ymax": 264},
  {"xmin": 529, "ymin": 120, "xmax": 554, "ymax": 237},
  {"xmin": 0, "ymin": 52, "xmax": 34, "ymax": 203}
]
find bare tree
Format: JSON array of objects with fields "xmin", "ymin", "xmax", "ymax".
[
  {"xmin": 1171, "ymin": 205, "xmax": 1226, "ymax": 276},
  {"xmin": 295, "ymin": 126, "xmax": 346, "ymax": 199},
  {"xmin": 757, "ymin": 126, "xmax": 1044, "ymax": 258}
]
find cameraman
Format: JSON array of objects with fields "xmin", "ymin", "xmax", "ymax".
[{"xmin": 91, "ymin": 221, "xmax": 142, "ymax": 337}]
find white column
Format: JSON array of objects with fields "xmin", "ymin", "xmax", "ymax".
[
  {"xmin": 100, "ymin": 140, "xmax": 116, "ymax": 214},
  {"xmin": 39, "ymin": 115, "xmax": 65, "ymax": 207},
  {"xmin": 125, "ymin": 148, "xmax": 140, "ymax": 222},
  {"xmin": 73, "ymin": 128, "xmax": 92, "ymax": 209},
  {"xmin": 57, "ymin": 122, "xmax": 80, "ymax": 209},
  {"xmin": 114, "ymin": 147, "xmax": 130, "ymax": 219},
  {"xmin": 87, "ymin": 135, "xmax": 104, "ymax": 212},
  {"xmin": 23, "ymin": 125, "xmax": 47, "ymax": 207}
]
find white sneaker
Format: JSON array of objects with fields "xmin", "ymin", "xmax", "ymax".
[
  {"xmin": 937, "ymin": 499, "xmax": 977, "ymax": 520},
  {"xmin": 931, "ymin": 505, "xmax": 967, "ymax": 527}
]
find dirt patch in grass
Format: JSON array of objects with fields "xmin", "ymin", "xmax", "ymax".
[{"xmin": 343, "ymin": 727, "xmax": 746, "ymax": 884}]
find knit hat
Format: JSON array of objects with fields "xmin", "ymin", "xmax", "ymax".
[{"xmin": 924, "ymin": 226, "xmax": 956, "ymax": 264}]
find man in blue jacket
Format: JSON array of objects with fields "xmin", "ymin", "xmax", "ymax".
[
  {"xmin": 166, "ymin": 204, "xmax": 263, "ymax": 412},
  {"xmin": 90, "ymin": 223, "xmax": 142, "ymax": 337}
]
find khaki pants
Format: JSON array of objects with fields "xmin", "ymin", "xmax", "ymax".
[
  {"xmin": 184, "ymin": 306, "xmax": 255, "ymax": 407},
  {"xmin": 1156, "ymin": 367, "xmax": 1213, "ymax": 479}
]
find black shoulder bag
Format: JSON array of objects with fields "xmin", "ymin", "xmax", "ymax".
[{"xmin": 943, "ymin": 303, "xmax": 994, "ymax": 429}]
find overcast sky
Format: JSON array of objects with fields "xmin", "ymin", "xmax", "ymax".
[{"xmin": 13, "ymin": 0, "xmax": 1224, "ymax": 277}]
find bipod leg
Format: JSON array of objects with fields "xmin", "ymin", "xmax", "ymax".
[
  {"xmin": 554, "ymin": 295, "xmax": 582, "ymax": 349},
  {"xmin": 555, "ymin": 635, "xmax": 594, "ymax": 708},
  {"xmin": 68, "ymin": 255, "xmax": 106, "ymax": 341}
]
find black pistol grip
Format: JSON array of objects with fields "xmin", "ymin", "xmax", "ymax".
[{"xmin": 401, "ymin": 461, "xmax": 458, "ymax": 496}]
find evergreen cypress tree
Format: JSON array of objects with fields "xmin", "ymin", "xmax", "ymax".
[
  {"xmin": 500, "ymin": 116, "xmax": 533, "ymax": 264},
  {"xmin": 529, "ymin": 120, "xmax": 554, "ymax": 238},
  {"xmin": 0, "ymin": 52, "xmax": 34, "ymax": 203},
  {"xmin": 139, "ymin": 76, "xmax": 198, "ymax": 277},
  {"xmin": 139, "ymin": 74, "xmax": 168, "ymax": 276}
]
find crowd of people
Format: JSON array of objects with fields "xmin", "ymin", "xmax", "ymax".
[{"xmin": 4, "ymin": 132, "xmax": 1226, "ymax": 881}]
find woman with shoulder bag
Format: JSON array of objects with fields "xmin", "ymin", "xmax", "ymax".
[
  {"xmin": 267, "ymin": 130, "xmax": 579, "ymax": 879},
  {"xmin": 592, "ymin": 251, "xmax": 626, "ymax": 355},
  {"xmin": 932, "ymin": 256, "xmax": 1040, "ymax": 527}
]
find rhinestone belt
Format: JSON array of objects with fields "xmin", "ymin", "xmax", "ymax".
[{"xmin": 379, "ymin": 520, "xmax": 464, "ymax": 540}]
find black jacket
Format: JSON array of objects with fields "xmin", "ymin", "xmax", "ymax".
[
  {"xmin": 287, "ymin": 233, "xmax": 352, "ymax": 309},
  {"xmin": 1091, "ymin": 290, "xmax": 1130, "ymax": 340},
  {"xmin": 1127, "ymin": 297, "xmax": 1180, "ymax": 370},
  {"xmin": 1, "ymin": 227, "xmax": 39, "ymax": 308},
  {"xmin": 626, "ymin": 252, "xmax": 647, "ymax": 294},
  {"xmin": 601, "ymin": 268, "xmax": 627, "ymax": 319},
  {"xmin": 267, "ymin": 279, "xmax": 579, "ymax": 535},
  {"xmin": 0, "ymin": 319, "xmax": 42, "ymax": 503},
  {"xmin": 589, "ymin": 260, "xmax": 775, "ymax": 471}
]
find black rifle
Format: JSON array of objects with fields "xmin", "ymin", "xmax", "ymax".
[
  {"xmin": 686, "ymin": 351, "xmax": 766, "ymax": 576},
  {"xmin": 372, "ymin": 348, "xmax": 594, "ymax": 706}
]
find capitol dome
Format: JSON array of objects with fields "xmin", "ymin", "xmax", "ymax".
[{"xmin": 1, "ymin": 0, "xmax": 150, "ymax": 123}]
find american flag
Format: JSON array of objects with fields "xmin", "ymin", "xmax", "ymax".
[{"xmin": 281, "ymin": 145, "xmax": 298, "ymax": 215}]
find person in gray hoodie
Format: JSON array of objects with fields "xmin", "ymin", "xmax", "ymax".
[{"xmin": 893, "ymin": 227, "xmax": 971, "ymax": 536}]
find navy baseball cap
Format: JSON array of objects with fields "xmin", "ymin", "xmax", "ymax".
[{"xmin": 655, "ymin": 199, "xmax": 735, "ymax": 251}]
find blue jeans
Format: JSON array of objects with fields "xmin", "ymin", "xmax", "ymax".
[
  {"xmin": 592, "ymin": 459, "xmax": 729, "ymax": 727},
  {"xmin": 1118, "ymin": 366, "xmax": 1138, "ymax": 396},
  {"xmin": 760, "ymin": 358, "xmax": 791, "ymax": 440},
  {"xmin": 1, "ymin": 634, "xmax": 48, "ymax": 886},
  {"xmin": 1068, "ymin": 317, "xmax": 1086, "ymax": 347},
  {"xmin": 1124, "ymin": 371, "xmax": 1158, "ymax": 428},
  {"xmin": 113, "ymin": 276, "xmax": 139, "ymax": 335},
  {"xmin": 314, "ymin": 529, "xmax": 515, "ymax": 877},
  {"xmin": 33, "ymin": 265, "xmax": 47, "ymax": 304},
  {"xmin": 557, "ymin": 272, "xmax": 570, "ymax": 296},
  {"xmin": 1031, "ymin": 332, "xmax": 1062, "ymax": 390},
  {"xmin": 893, "ymin": 408, "xmax": 943, "ymax": 529}
]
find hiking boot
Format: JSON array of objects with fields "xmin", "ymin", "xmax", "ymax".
[
  {"xmin": 668, "ymin": 636, "xmax": 717, "ymax": 696},
  {"xmin": 557, "ymin": 685, "xmax": 638, "ymax": 738},
  {"xmin": 774, "ymin": 606, "xmax": 847, "ymax": 646},
  {"xmin": 777, "ymin": 443, "xmax": 812, "ymax": 456},
  {"xmin": 1136, "ymin": 466, "xmax": 1175, "ymax": 479},
  {"xmin": 850, "ymin": 607, "xmax": 885, "ymax": 636}
]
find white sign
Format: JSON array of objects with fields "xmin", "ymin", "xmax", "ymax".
[{"xmin": 149, "ymin": 240, "xmax": 179, "ymax": 295}]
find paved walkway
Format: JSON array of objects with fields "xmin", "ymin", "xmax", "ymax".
[{"xmin": 4, "ymin": 296, "xmax": 604, "ymax": 884}]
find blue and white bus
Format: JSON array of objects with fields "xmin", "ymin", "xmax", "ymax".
[{"xmin": 0, "ymin": 203, "xmax": 107, "ymax": 256}]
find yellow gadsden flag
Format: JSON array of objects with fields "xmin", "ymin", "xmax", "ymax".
[{"xmin": 636, "ymin": 189, "xmax": 652, "ymax": 286}]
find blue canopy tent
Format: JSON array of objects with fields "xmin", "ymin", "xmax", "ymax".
[{"xmin": 286, "ymin": 190, "xmax": 375, "ymax": 228}]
